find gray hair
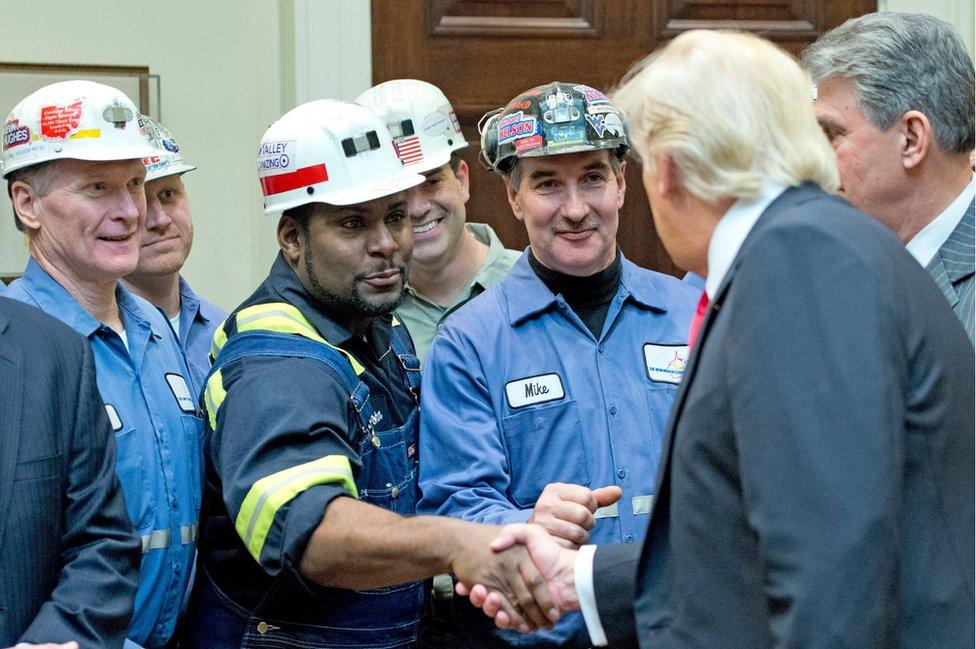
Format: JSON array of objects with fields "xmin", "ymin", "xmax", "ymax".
[
  {"xmin": 506, "ymin": 151, "xmax": 622, "ymax": 190},
  {"xmin": 802, "ymin": 12, "xmax": 975, "ymax": 155},
  {"xmin": 6, "ymin": 161, "xmax": 59, "ymax": 233}
]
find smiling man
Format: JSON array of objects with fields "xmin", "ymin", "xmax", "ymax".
[
  {"xmin": 417, "ymin": 82, "xmax": 698, "ymax": 647},
  {"xmin": 357, "ymin": 80, "xmax": 520, "ymax": 360},
  {"xmin": 123, "ymin": 117, "xmax": 225, "ymax": 392},
  {"xmin": 2, "ymin": 81, "xmax": 204, "ymax": 649}
]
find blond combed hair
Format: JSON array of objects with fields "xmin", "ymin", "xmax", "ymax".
[{"xmin": 612, "ymin": 29, "xmax": 839, "ymax": 203}]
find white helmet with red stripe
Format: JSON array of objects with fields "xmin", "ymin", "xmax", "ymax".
[
  {"xmin": 2, "ymin": 79, "xmax": 159, "ymax": 178},
  {"xmin": 355, "ymin": 79, "xmax": 466, "ymax": 174},
  {"xmin": 258, "ymin": 99, "xmax": 424, "ymax": 214}
]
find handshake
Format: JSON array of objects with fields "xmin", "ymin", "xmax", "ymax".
[{"xmin": 452, "ymin": 483, "xmax": 621, "ymax": 633}]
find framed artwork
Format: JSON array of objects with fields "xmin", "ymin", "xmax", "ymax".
[{"xmin": 0, "ymin": 63, "xmax": 159, "ymax": 281}]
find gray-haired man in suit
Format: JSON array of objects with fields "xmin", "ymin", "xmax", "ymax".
[{"xmin": 803, "ymin": 12, "xmax": 975, "ymax": 343}]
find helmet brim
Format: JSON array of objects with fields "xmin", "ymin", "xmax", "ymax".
[{"xmin": 263, "ymin": 170, "xmax": 425, "ymax": 214}]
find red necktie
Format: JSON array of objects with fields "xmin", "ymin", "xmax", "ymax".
[{"xmin": 688, "ymin": 291, "xmax": 710, "ymax": 348}]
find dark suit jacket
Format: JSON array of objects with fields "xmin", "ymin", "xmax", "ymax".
[
  {"xmin": 0, "ymin": 297, "xmax": 141, "ymax": 648},
  {"xmin": 924, "ymin": 199, "xmax": 974, "ymax": 344},
  {"xmin": 593, "ymin": 184, "xmax": 975, "ymax": 648}
]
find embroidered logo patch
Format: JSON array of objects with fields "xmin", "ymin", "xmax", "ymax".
[
  {"xmin": 165, "ymin": 373, "xmax": 196, "ymax": 413},
  {"xmin": 104, "ymin": 404, "xmax": 123, "ymax": 432},
  {"xmin": 643, "ymin": 344, "xmax": 689, "ymax": 384}
]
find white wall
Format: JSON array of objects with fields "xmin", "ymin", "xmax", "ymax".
[
  {"xmin": 880, "ymin": 0, "xmax": 975, "ymax": 56},
  {"xmin": 0, "ymin": 0, "xmax": 287, "ymax": 310}
]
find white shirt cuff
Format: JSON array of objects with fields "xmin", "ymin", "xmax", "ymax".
[{"xmin": 574, "ymin": 544, "xmax": 608, "ymax": 646}]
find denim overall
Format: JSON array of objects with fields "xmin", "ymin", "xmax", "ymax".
[{"xmin": 189, "ymin": 320, "xmax": 426, "ymax": 649}]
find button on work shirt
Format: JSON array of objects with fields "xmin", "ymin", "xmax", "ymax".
[
  {"xmin": 5, "ymin": 258, "xmax": 203, "ymax": 649},
  {"xmin": 397, "ymin": 222, "xmax": 520, "ymax": 360},
  {"xmin": 418, "ymin": 251, "xmax": 698, "ymax": 647}
]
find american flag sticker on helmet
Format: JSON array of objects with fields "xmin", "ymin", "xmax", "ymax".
[{"xmin": 393, "ymin": 135, "xmax": 423, "ymax": 165}]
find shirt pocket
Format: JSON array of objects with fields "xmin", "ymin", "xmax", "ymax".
[
  {"xmin": 645, "ymin": 384, "xmax": 679, "ymax": 454},
  {"xmin": 114, "ymin": 427, "xmax": 151, "ymax": 530},
  {"xmin": 501, "ymin": 399, "xmax": 590, "ymax": 508},
  {"xmin": 181, "ymin": 413, "xmax": 206, "ymax": 515}
]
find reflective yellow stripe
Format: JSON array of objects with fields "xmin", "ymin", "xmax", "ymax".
[
  {"xmin": 235, "ymin": 455, "xmax": 358, "ymax": 562},
  {"xmin": 213, "ymin": 303, "xmax": 365, "ymax": 375},
  {"xmin": 205, "ymin": 368, "xmax": 226, "ymax": 430},
  {"xmin": 211, "ymin": 317, "xmax": 229, "ymax": 360}
]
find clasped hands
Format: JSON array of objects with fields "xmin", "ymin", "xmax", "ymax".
[{"xmin": 456, "ymin": 483, "xmax": 621, "ymax": 632}]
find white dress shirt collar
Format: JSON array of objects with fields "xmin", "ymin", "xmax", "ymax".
[
  {"xmin": 705, "ymin": 179, "xmax": 790, "ymax": 299},
  {"xmin": 905, "ymin": 175, "xmax": 975, "ymax": 268}
]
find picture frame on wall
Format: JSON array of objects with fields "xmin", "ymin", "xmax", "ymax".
[{"xmin": 0, "ymin": 62, "xmax": 160, "ymax": 282}]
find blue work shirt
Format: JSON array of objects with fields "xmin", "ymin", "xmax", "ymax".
[
  {"xmin": 6, "ymin": 258, "xmax": 204, "ymax": 649},
  {"xmin": 175, "ymin": 276, "xmax": 226, "ymax": 395},
  {"xmin": 418, "ymin": 251, "xmax": 698, "ymax": 647}
]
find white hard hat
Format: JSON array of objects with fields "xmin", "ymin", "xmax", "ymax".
[
  {"xmin": 141, "ymin": 115, "xmax": 197, "ymax": 181},
  {"xmin": 356, "ymin": 79, "xmax": 467, "ymax": 174},
  {"xmin": 258, "ymin": 99, "xmax": 424, "ymax": 214},
  {"xmin": 1, "ymin": 79, "xmax": 159, "ymax": 178}
]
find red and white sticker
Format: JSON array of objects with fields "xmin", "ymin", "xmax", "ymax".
[{"xmin": 40, "ymin": 99, "xmax": 83, "ymax": 139}]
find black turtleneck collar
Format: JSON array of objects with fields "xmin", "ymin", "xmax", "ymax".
[{"xmin": 528, "ymin": 248, "xmax": 622, "ymax": 338}]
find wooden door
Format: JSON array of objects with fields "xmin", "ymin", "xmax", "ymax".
[{"xmin": 372, "ymin": 0, "xmax": 876, "ymax": 276}]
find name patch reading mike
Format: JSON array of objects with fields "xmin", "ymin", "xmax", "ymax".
[{"xmin": 505, "ymin": 373, "xmax": 565, "ymax": 409}]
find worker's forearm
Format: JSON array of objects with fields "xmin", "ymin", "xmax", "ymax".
[{"xmin": 299, "ymin": 495, "xmax": 481, "ymax": 589}]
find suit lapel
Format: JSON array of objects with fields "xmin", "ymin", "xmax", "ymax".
[
  {"xmin": 925, "ymin": 200, "xmax": 974, "ymax": 307},
  {"xmin": 0, "ymin": 309, "xmax": 23, "ymax": 553}
]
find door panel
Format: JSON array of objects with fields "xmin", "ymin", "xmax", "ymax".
[{"xmin": 372, "ymin": 0, "xmax": 875, "ymax": 276}]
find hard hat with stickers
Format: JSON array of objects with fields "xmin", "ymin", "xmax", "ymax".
[
  {"xmin": 257, "ymin": 99, "xmax": 425, "ymax": 214},
  {"xmin": 356, "ymin": 79, "xmax": 467, "ymax": 175},
  {"xmin": 140, "ymin": 116, "xmax": 197, "ymax": 182},
  {"xmin": 479, "ymin": 81, "xmax": 630, "ymax": 175},
  {"xmin": 1, "ymin": 79, "xmax": 159, "ymax": 179}
]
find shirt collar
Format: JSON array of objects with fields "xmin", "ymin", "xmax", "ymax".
[
  {"xmin": 467, "ymin": 222, "xmax": 506, "ymax": 287},
  {"xmin": 505, "ymin": 249, "xmax": 669, "ymax": 325},
  {"xmin": 905, "ymin": 175, "xmax": 975, "ymax": 267},
  {"xmin": 17, "ymin": 257, "xmax": 154, "ymax": 339},
  {"xmin": 705, "ymin": 180, "xmax": 790, "ymax": 299}
]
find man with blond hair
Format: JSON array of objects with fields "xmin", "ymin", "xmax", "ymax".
[{"xmin": 462, "ymin": 29, "xmax": 975, "ymax": 649}]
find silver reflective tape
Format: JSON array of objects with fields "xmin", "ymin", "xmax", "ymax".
[
  {"xmin": 632, "ymin": 495, "xmax": 654, "ymax": 515},
  {"xmin": 594, "ymin": 502, "xmax": 619, "ymax": 519},
  {"xmin": 181, "ymin": 523, "xmax": 199, "ymax": 545},
  {"xmin": 141, "ymin": 529, "xmax": 171, "ymax": 553}
]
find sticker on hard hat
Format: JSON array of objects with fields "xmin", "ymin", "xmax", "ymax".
[
  {"xmin": 40, "ymin": 100, "xmax": 84, "ymax": 139},
  {"xmin": 2, "ymin": 119, "xmax": 30, "ymax": 151},
  {"xmin": 422, "ymin": 111, "xmax": 450, "ymax": 136},
  {"xmin": 497, "ymin": 111, "xmax": 539, "ymax": 145},
  {"xmin": 585, "ymin": 113, "xmax": 624, "ymax": 138},
  {"xmin": 259, "ymin": 163, "xmax": 329, "ymax": 197},
  {"xmin": 546, "ymin": 125, "xmax": 586, "ymax": 147},
  {"xmin": 573, "ymin": 85, "xmax": 609, "ymax": 103},
  {"xmin": 257, "ymin": 140, "xmax": 296, "ymax": 172},
  {"xmin": 514, "ymin": 135, "xmax": 543, "ymax": 152}
]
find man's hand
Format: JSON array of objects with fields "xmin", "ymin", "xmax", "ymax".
[
  {"xmin": 449, "ymin": 524, "xmax": 561, "ymax": 633},
  {"xmin": 457, "ymin": 524, "xmax": 580, "ymax": 631},
  {"xmin": 529, "ymin": 484, "xmax": 622, "ymax": 547}
]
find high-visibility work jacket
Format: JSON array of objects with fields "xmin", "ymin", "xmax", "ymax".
[{"xmin": 187, "ymin": 301, "xmax": 426, "ymax": 649}]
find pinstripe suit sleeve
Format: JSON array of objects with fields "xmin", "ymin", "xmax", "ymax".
[
  {"xmin": 925, "ymin": 200, "xmax": 975, "ymax": 344},
  {"xmin": 18, "ymin": 339, "xmax": 141, "ymax": 649}
]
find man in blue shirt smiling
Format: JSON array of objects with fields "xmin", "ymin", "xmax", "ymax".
[
  {"xmin": 2, "ymin": 80, "xmax": 203, "ymax": 649},
  {"xmin": 418, "ymin": 82, "xmax": 698, "ymax": 647}
]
